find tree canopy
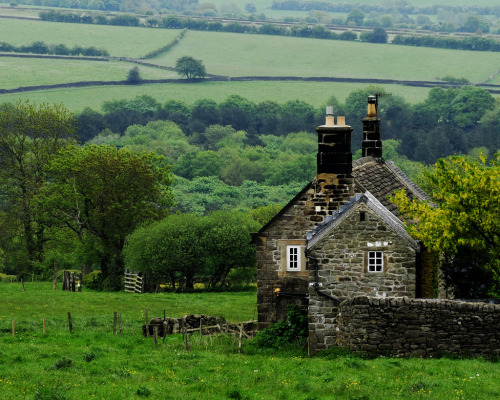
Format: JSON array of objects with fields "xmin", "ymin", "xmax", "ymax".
[
  {"xmin": 175, "ymin": 56, "xmax": 206, "ymax": 80},
  {"xmin": 0, "ymin": 101, "xmax": 76, "ymax": 274},
  {"xmin": 39, "ymin": 144, "xmax": 174, "ymax": 289},
  {"xmin": 392, "ymin": 154, "xmax": 500, "ymax": 296}
]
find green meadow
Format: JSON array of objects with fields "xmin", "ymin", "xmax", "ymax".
[
  {"xmin": 1, "ymin": 282, "xmax": 499, "ymax": 399},
  {"xmin": 0, "ymin": 81, "xmax": 432, "ymax": 112},
  {"xmin": 0, "ymin": 12, "xmax": 499, "ymax": 111}
]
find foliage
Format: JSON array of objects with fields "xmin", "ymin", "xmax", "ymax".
[
  {"xmin": 38, "ymin": 145, "xmax": 174, "ymax": 289},
  {"xmin": 255, "ymin": 305, "xmax": 308, "ymax": 348},
  {"xmin": 124, "ymin": 210, "xmax": 259, "ymax": 290},
  {"xmin": 0, "ymin": 101, "xmax": 76, "ymax": 274},
  {"xmin": 392, "ymin": 154, "xmax": 500, "ymax": 296},
  {"xmin": 126, "ymin": 66, "xmax": 141, "ymax": 85},
  {"xmin": 175, "ymin": 56, "xmax": 206, "ymax": 80}
]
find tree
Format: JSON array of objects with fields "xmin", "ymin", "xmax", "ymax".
[
  {"xmin": 126, "ymin": 66, "xmax": 142, "ymax": 84},
  {"xmin": 346, "ymin": 8, "xmax": 365, "ymax": 26},
  {"xmin": 124, "ymin": 213, "xmax": 204, "ymax": 290},
  {"xmin": 201, "ymin": 210, "xmax": 259, "ymax": 288},
  {"xmin": 392, "ymin": 154, "xmax": 500, "ymax": 296},
  {"xmin": 175, "ymin": 56, "xmax": 206, "ymax": 80},
  {"xmin": 0, "ymin": 101, "xmax": 76, "ymax": 273},
  {"xmin": 39, "ymin": 145, "xmax": 174, "ymax": 289}
]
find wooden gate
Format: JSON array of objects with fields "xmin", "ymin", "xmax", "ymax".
[{"xmin": 124, "ymin": 270, "xmax": 144, "ymax": 293}]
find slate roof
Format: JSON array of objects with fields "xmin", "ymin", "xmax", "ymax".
[
  {"xmin": 352, "ymin": 156, "xmax": 431, "ymax": 217},
  {"xmin": 306, "ymin": 191, "xmax": 420, "ymax": 251}
]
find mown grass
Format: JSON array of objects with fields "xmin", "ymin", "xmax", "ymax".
[
  {"xmin": 154, "ymin": 30, "xmax": 499, "ymax": 83},
  {"xmin": 0, "ymin": 18, "xmax": 182, "ymax": 58},
  {"xmin": 1, "ymin": 282, "xmax": 499, "ymax": 399},
  {"xmin": 0, "ymin": 81, "xmax": 433, "ymax": 112},
  {"xmin": 0, "ymin": 57, "xmax": 176, "ymax": 89}
]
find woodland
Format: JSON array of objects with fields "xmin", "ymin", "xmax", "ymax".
[{"xmin": 0, "ymin": 1, "xmax": 499, "ymax": 297}]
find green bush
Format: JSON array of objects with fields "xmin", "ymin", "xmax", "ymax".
[{"xmin": 255, "ymin": 305, "xmax": 308, "ymax": 348}]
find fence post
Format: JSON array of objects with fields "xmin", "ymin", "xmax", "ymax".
[
  {"xmin": 119, "ymin": 313, "xmax": 123, "ymax": 335},
  {"xmin": 153, "ymin": 325, "xmax": 158, "ymax": 348},
  {"xmin": 43, "ymin": 317, "xmax": 46, "ymax": 335},
  {"xmin": 68, "ymin": 312, "xmax": 73, "ymax": 334},
  {"xmin": 53, "ymin": 262, "xmax": 58, "ymax": 291},
  {"xmin": 113, "ymin": 312, "xmax": 117, "ymax": 335},
  {"xmin": 145, "ymin": 309, "xmax": 149, "ymax": 337},
  {"xmin": 238, "ymin": 324, "xmax": 243, "ymax": 354},
  {"xmin": 12, "ymin": 320, "xmax": 15, "ymax": 337}
]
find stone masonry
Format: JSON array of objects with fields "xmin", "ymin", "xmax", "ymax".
[
  {"xmin": 307, "ymin": 201, "xmax": 418, "ymax": 354},
  {"xmin": 336, "ymin": 296, "xmax": 500, "ymax": 358}
]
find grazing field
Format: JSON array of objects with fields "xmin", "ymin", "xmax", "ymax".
[
  {"xmin": 0, "ymin": 81, "xmax": 432, "ymax": 112},
  {"xmin": 155, "ymin": 30, "xmax": 499, "ymax": 83},
  {"xmin": 0, "ymin": 15, "xmax": 499, "ymax": 113},
  {"xmin": 1, "ymin": 282, "xmax": 500, "ymax": 399},
  {"xmin": 0, "ymin": 57, "xmax": 176, "ymax": 89},
  {"xmin": 0, "ymin": 18, "xmax": 182, "ymax": 58}
]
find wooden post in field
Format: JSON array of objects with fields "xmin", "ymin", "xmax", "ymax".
[
  {"xmin": 238, "ymin": 324, "xmax": 243, "ymax": 354},
  {"xmin": 53, "ymin": 262, "xmax": 58, "ymax": 290},
  {"xmin": 144, "ymin": 309, "xmax": 149, "ymax": 337},
  {"xmin": 119, "ymin": 313, "xmax": 123, "ymax": 335},
  {"xmin": 43, "ymin": 317, "xmax": 46, "ymax": 335},
  {"xmin": 153, "ymin": 325, "xmax": 158, "ymax": 348},
  {"xmin": 68, "ymin": 312, "xmax": 73, "ymax": 334},
  {"xmin": 113, "ymin": 312, "xmax": 117, "ymax": 335},
  {"xmin": 200, "ymin": 318, "xmax": 203, "ymax": 337},
  {"xmin": 21, "ymin": 278, "xmax": 25, "ymax": 292},
  {"xmin": 12, "ymin": 320, "xmax": 15, "ymax": 337}
]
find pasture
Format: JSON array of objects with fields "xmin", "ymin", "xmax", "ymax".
[
  {"xmin": 1, "ymin": 282, "xmax": 500, "ymax": 399},
  {"xmin": 0, "ymin": 81, "xmax": 432, "ymax": 112},
  {"xmin": 0, "ymin": 11, "xmax": 499, "ymax": 112}
]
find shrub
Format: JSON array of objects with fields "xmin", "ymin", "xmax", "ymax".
[{"xmin": 255, "ymin": 305, "xmax": 308, "ymax": 348}]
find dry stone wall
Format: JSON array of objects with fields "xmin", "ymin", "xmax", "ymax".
[{"xmin": 335, "ymin": 296, "xmax": 500, "ymax": 358}]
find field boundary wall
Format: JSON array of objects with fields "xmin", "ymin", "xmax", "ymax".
[{"xmin": 335, "ymin": 296, "xmax": 500, "ymax": 358}]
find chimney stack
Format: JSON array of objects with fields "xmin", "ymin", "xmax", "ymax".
[
  {"xmin": 316, "ymin": 107, "xmax": 353, "ymax": 176},
  {"xmin": 362, "ymin": 95, "xmax": 382, "ymax": 158}
]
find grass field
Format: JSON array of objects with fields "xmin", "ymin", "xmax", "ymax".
[
  {"xmin": 0, "ymin": 57, "xmax": 176, "ymax": 89},
  {"xmin": 0, "ymin": 18, "xmax": 182, "ymax": 58},
  {"xmin": 0, "ymin": 81, "xmax": 433, "ymax": 112},
  {"xmin": 1, "ymin": 282, "xmax": 500, "ymax": 399},
  {"xmin": 0, "ymin": 16, "xmax": 499, "ymax": 113}
]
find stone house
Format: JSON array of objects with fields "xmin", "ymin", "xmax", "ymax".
[{"xmin": 252, "ymin": 96, "xmax": 437, "ymax": 354}]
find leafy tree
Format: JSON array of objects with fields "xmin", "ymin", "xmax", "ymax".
[
  {"xmin": 219, "ymin": 95, "xmax": 256, "ymax": 131},
  {"xmin": 175, "ymin": 56, "xmax": 206, "ymax": 80},
  {"xmin": 0, "ymin": 101, "xmax": 76, "ymax": 273},
  {"xmin": 126, "ymin": 66, "xmax": 142, "ymax": 85},
  {"xmin": 39, "ymin": 145, "xmax": 174, "ymax": 289},
  {"xmin": 124, "ymin": 213, "xmax": 204, "ymax": 290},
  {"xmin": 201, "ymin": 210, "xmax": 259, "ymax": 288},
  {"xmin": 174, "ymin": 150, "xmax": 223, "ymax": 179},
  {"xmin": 346, "ymin": 8, "xmax": 365, "ymax": 26},
  {"xmin": 392, "ymin": 154, "xmax": 500, "ymax": 296},
  {"xmin": 450, "ymin": 86, "xmax": 495, "ymax": 130}
]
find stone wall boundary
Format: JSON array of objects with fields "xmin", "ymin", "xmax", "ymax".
[{"xmin": 335, "ymin": 296, "xmax": 500, "ymax": 358}]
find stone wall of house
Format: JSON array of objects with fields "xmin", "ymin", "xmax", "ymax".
[
  {"xmin": 307, "ymin": 203, "xmax": 418, "ymax": 354},
  {"xmin": 335, "ymin": 296, "xmax": 500, "ymax": 357},
  {"xmin": 254, "ymin": 175, "xmax": 356, "ymax": 329}
]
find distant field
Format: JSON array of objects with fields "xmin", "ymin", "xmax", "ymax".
[
  {"xmin": 0, "ymin": 18, "xmax": 182, "ymax": 58},
  {"xmin": 0, "ymin": 81, "xmax": 433, "ymax": 112},
  {"xmin": 155, "ymin": 30, "xmax": 499, "ymax": 83},
  {"xmin": 0, "ymin": 57, "xmax": 176, "ymax": 89},
  {"xmin": 0, "ymin": 17, "xmax": 498, "ymax": 112}
]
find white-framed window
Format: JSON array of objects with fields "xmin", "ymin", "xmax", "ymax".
[
  {"xmin": 286, "ymin": 245, "xmax": 301, "ymax": 271},
  {"xmin": 368, "ymin": 251, "xmax": 383, "ymax": 272}
]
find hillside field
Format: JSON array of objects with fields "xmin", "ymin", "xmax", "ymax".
[
  {"xmin": 0, "ymin": 282, "xmax": 499, "ymax": 399},
  {"xmin": 1, "ymin": 17, "xmax": 499, "ymax": 111}
]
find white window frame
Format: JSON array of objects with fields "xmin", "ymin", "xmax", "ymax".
[
  {"xmin": 368, "ymin": 251, "xmax": 383, "ymax": 272},
  {"xmin": 286, "ymin": 245, "xmax": 301, "ymax": 271}
]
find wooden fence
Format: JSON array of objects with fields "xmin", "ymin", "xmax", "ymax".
[{"xmin": 124, "ymin": 269, "xmax": 144, "ymax": 293}]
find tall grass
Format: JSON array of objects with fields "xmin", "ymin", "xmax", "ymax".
[{"xmin": 1, "ymin": 282, "xmax": 499, "ymax": 399}]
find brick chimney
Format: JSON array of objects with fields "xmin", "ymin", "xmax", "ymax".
[
  {"xmin": 313, "ymin": 107, "xmax": 354, "ymax": 213},
  {"xmin": 362, "ymin": 95, "xmax": 382, "ymax": 158}
]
